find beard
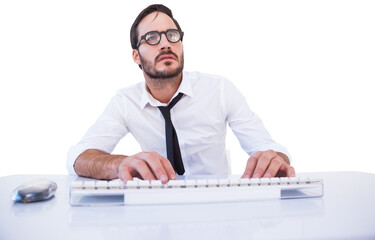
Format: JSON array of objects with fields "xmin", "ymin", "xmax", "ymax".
[{"xmin": 139, "ymin": 50, "xmax": 184, "ymax": 80}]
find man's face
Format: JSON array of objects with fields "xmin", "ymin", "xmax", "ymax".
[{"xmin": 133, "ymin": 12, "xmax": 184, "ymax": 79}]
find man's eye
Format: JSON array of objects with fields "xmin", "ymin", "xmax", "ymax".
[
  {"xmin": 167, "ymin": 33, "xmax": 178, "ymax": 40},
  {"xmin": 146, "ymin": 34, "xmax": 158, "ymax": 42}
]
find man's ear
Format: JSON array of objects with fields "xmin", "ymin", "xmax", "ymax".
[{"xmin": 132, "ymin": 49, "xmax": 141, "ymax": 65}]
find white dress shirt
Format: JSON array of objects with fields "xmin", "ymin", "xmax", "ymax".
[{"xmin": 67, "ymin": 71, "xmax": 290, "ymax": 175}]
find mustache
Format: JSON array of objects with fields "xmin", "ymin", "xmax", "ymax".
[{"xmin": 155, "ymin": 50, "xmax": 178, "ymax": 62}]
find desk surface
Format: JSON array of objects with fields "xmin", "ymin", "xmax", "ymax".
[{"xmin": 1, "ymin": 172, "xmax": 374, "ymax": 240}]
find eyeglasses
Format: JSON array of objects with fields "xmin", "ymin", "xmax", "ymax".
[{"xmin": 136, "ymin": 29, "xmax": 184, "ymax": 48}]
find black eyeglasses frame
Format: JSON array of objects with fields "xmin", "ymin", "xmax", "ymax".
[{"xmin": 136, "ymin": 29, "xmax": 184, "ymax": 49}]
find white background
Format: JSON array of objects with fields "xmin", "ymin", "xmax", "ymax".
[{"xmin": 0, "ymin": 0, "xmax": 374, "ymax": 177}]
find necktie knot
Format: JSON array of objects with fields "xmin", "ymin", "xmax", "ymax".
[
  {"xmin": 158, "ymin": 107, "xmax": 171, "ymax": 120},
  {"xmin": 167, "ymin": 92, "xmax": 184, "ymax": 109},
  {"xmin": 158, "ymin": 92, "xmax": 183, "ymax": 120}
]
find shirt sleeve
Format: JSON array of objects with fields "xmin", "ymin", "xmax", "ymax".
[
  {"xmin": 223, "ymin": 79, "xmax": 291, "ymax": 161},
  {"xmin": 66, "ymin": 92, "xmax": 129, "ymax": 175}
]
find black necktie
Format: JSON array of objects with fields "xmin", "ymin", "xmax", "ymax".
[{"xmin": 158, "ymin": 93, "xmax": 185, "ymax": 175}]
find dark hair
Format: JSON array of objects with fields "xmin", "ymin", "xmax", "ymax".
[{"xmin": 130, "ymin": 4, "xmax": 182, "ymax": 50}]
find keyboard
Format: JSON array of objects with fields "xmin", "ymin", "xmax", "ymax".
[{"xmin": 70, "ymin": 176, "xmax": 324, "ymax": 206}]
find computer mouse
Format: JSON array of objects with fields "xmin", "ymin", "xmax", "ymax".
[{"xmin": 12, "ymin": 178, "xmax": 57, "ymax": 203}]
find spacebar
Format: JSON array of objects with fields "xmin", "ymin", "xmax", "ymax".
[{"xmin": 124, "ymin": 186, "xmax": 281, "ymax": 205}]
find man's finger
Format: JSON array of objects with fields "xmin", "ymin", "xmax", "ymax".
[
  {"xmin": 286, "ymin": 165, "xmax": 296, "ymax": 177},
  {"xmin": 130, "ymin": 158, "xmax": 157, "ymax": 181},
  {"xmin": 137, "ymin": 151, "xmax": 176, "ymax": 183},
  {"xmin": 241, "ymin": 152, "xmax": 261, "ymax": 178},
  {"xmin": 252, "ymin": 151, "xmax": 274, "ymax": 178},
  {"xmin": 160, "ymin": 157, "xmax": 177, "ymax": 180},
  {"xmin": 142, "ymin": 152, "xmax": 171, "ymax": 183},
  {"xmin": 263, "ymin": 156, "xmax": 284, "ymax": 177},
  {"xmin": 117, "ymin": 165, "xmax": 133, "ymax": 183},
  {"xmin": 275, "ymin": 163, "xmax": 295, "ymax": 177}
]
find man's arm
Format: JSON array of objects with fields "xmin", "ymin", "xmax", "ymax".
[
  {"xmin": 74, "ymin": 149, "xmax": 176, "ymax": 183},
  {"xmin": 219, "ymin": 79, "xmax": 294, "ymax": 178},
  {"xmin": 74, "ymin": 149, "xmax": 125, "ymax": 180}
]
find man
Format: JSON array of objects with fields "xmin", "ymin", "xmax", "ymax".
[{"xmin": 67, "ymin": 4, "xmax": 295, "ymax": 183}]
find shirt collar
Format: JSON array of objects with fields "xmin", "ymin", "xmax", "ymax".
[{"xmin": 140, "ymin": 71, "xmax": 194, "ymax": 109}]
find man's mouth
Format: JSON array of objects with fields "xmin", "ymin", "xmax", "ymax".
[{"xmin": 156, "ymin": 52, "xmax": 178, "ymax": 62}]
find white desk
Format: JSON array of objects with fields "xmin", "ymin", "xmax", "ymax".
[{"xmin": 1, "ymin": 172, "xmax": 374, "ymax": 240}]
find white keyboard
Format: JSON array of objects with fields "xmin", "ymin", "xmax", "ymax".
[{"xmin": 70, "ymin": 176, "xmax": 323, "ymax": 206}]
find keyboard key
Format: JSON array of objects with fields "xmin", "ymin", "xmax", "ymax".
[
  {"xmin": 96, "ymin": 181, "xmax": 108, "ymax": 189},
  {"xmin": 250, "ymin": 178, "xmax": 261, "ymax": 185},
  {"xmin": 150, "ymin": 180, "xmax": 162, "ymax": 188},
  {"xmin": 289, "ymin": 177, "xmax": 299, "ymax": 184},
  {"xmin": 196, "ymin": 179, "xmax": 207, "ymax": 187},
  {"xmin": 167, "ymin": 180, "xmax": 185, "ymax": 188},
  {"xmin": 108, "ymin": 180, "xmax": 123, "ymax": 189},
  {"xmin": 260, "ymin": 178, "xmax": 271, "ymax": 185},
  {"xmin": 126, "ymin": 180, "xmax": 138, "ymax": 188},
  {"xmin": 83, "ymin": 181, "xmax": 95, "ymax": 189},
  {"xmin": 138, "ymin": 180, "xmax": 151, "ymax": 188},
  {"xmin": 185, "ymin": 179, "xmax": 196, "ymax": 188},
  {"xmin": 298, "ymin": 177, "xmax": 309, "ymax": 184},
  {"xmin": 270, "ymin": 178, "xmax": 281, "ymax": 185},
  {"xmin": 229, "ymin": 178, "xmax": 240, "ymax": 186},
  {"xmin": 71, "ymin": 181, "xmax": 83, "ymax": 189},
  {"xmin": 207, "ymin": 179, "xmax": 219, "ymax": 187},
  {"xmin": 218, "ymin": 179, "xmax": 230, "ymax": 187},
  {"xmin": 240, "ymin": 178, "xmax": 250, "ymax": 186},
  {"xmin": 280, "ymin": 177, "xmax": 289, "ymax": 184}
]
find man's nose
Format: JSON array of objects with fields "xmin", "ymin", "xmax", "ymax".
[{"xmin": 158, "ymin": 33, "xmax": 171, "ymax": 50}]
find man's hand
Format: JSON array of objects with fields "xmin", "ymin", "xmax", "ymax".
[
  {"xmin": 241, "ymin": 150, "xmax": 295, "ymax": 178},
  {"xmin": 74, "ymin": 149, "xmax": 176, "ymax": 184},
  {"xmin": 117, "ymin": 151, "xmax": 177, "ymax": 183}
]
